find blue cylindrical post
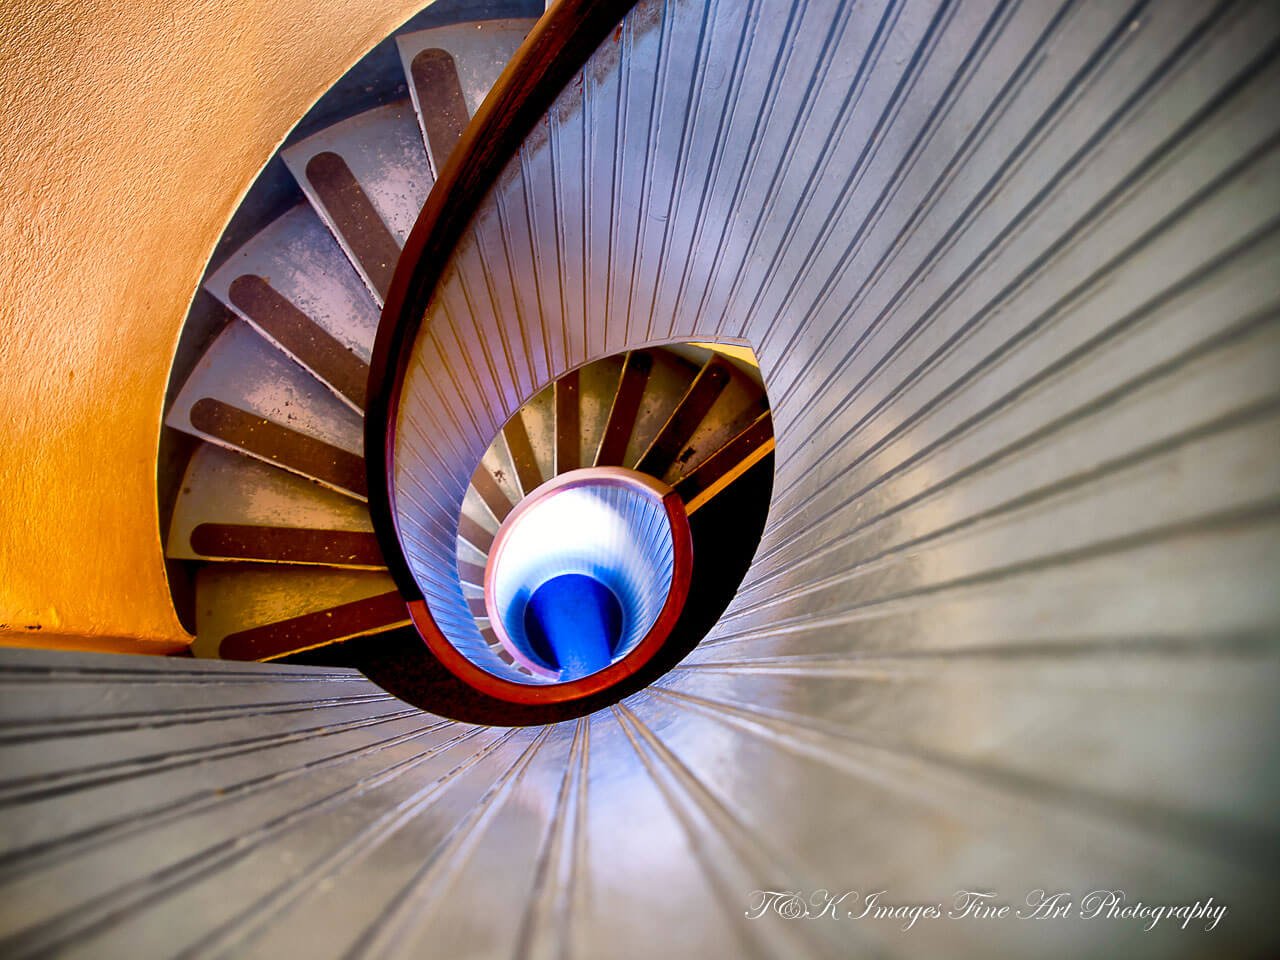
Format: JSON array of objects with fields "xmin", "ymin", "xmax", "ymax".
[{"xmin": 523, "ymin": 574, "xmax": 623, "ymax": 681}]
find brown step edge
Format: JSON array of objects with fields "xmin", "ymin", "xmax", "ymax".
[
  {"xmin": 189, "ymin": 397, "xmax": 368, "ymax": 498},
  {"xmin": 458, "ymin": 560, "xmax": 487, "ymax": 586},
  {"xmin": 594, "ymin": 350, "xmax": 653, "ymax": 466},
  {"xmin": 219, "ymin": 591, "xmax": 409, "ymax": 660},
  {"xmin": 469, "ymin": 464, "xmax": 517, "ymax": 523},
  {"xmin": 457, "ymin": 512, "xmax": 496, "ymax": 554},
  {"xmin": 228, "ymin": 275, "xmax": 369, "ymax": 410},
  {"xmin": 190, "ymin": 524, "xmax": 384, "ymax": 567},
  {"xmin": 502, "ymin": 411, "xmax": 544, "ymax": 497},
  {"xmin": 675, "ymin": 411, "xmax": 775, "ymax": 515},
  {"xmin": 481, "ymin": 626, "xmax": 516, "ymax": 666},
  {"xmin": 554, "ymin": 367, "xmax": 581, "ymax": 473},
  {"xmin": 411, "ymin": 48, "xmax": 470, "ymax": 175},
  {"xmin": 635, "ymin": 356, "xmax": 732, "ymax": 477},
  {"xmin": 304, "ymin": 151, "xmax": 400, "ymax": 299},
  {"xmin": 670, "ymin": 390, "xmax": 769, "ymax": 482}
]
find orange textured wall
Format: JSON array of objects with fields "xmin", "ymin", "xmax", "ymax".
[{"xmin": 0, "ymin": 0, "xmax": 432, "ymax": 652}]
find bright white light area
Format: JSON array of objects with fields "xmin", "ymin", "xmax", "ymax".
[{"xmin": 486, "ymin": 472, "xmax": 676, "ymax": 680}]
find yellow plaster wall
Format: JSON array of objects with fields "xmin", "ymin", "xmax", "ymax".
[{"xmin": 0, "ymin": 0, "xmax": 431, "ymax": 652}]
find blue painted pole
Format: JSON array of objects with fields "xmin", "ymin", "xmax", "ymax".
[{"xmin": 524, "ymin": 574, "xmax": 622, "ymax": 681}]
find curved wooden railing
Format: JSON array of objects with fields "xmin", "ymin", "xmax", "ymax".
[
  {"xmin": 366, "ymin": 0, "xmax": 639, "ymax": 604},
  {"xmin": 360, "ymin": 0, "xmax": 663, "ymax": 719}
]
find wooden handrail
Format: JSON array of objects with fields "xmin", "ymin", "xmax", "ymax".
[{"xmin": 365, "ymin": 0, "xmax": 639, "ymax": 604}]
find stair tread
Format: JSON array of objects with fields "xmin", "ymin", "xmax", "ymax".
[
  {"xmin": 577, "ymin": 354, "xmax": 625, "ymax": 471},
  {"xmin": 618, "ymin": 350, "xmax": 700, "ymax": 469},
  {"xmin": 503, "ymin": 383, "xmax": 554, "ymax": 496},
  {"xmin": 397, "ymin": 19, "xmax": 536, "ymax": 118},
  {"xmin": 658, "ymin": 362, "xmax": 768, "ymax": 484},
  {"xmin": 167, "ymin": 321, "xmax": 365, "ymax": 496},
  {"xmin": 195, "ymin": 565, "xmax": 407, "ymax": 660},
  {"xmin": 282, "ymin": 102, "xmax": 433, "ymax": 300},
  {"xmin": 459, "ymin": 483, "xmax": 504, "ymax": 540},
  {"xmin": 456, "ymin": 537, "xmax": 489, "ymax": 571},
  {"xmin": 204, "ymin": 204, "xmax": 379, "ymax": 406},
  {"xmin": 635, "ymin": 356, "xmax": 734, "ymax": 477},
  {"xmin": 168, "ymin": 444, "xmax": 378, "ymax": 566},
  {"xmin": 396, "ymin": 19, "xmax": 536, "ymax": 176},
  {"xmin": 675, "ymin": 410, "xmax": 775, "ymax": 514}
]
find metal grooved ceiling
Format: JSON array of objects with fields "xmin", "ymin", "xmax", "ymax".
[
  {"xmin": 391, "ymin": 0, "xmax": 1280, "ymax": 699},
  {"xmin": 3, "ymin": 0, "xmax": 1279, "ymax": 956}
]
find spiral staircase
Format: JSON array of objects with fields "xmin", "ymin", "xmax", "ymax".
[
  {"xmin": 1, "ymin": 0, "xmax": 1279, "ymax": 956},
  {"xmin": 158, "ymin": 12, "xmax": 772, "ymax": 677}
]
